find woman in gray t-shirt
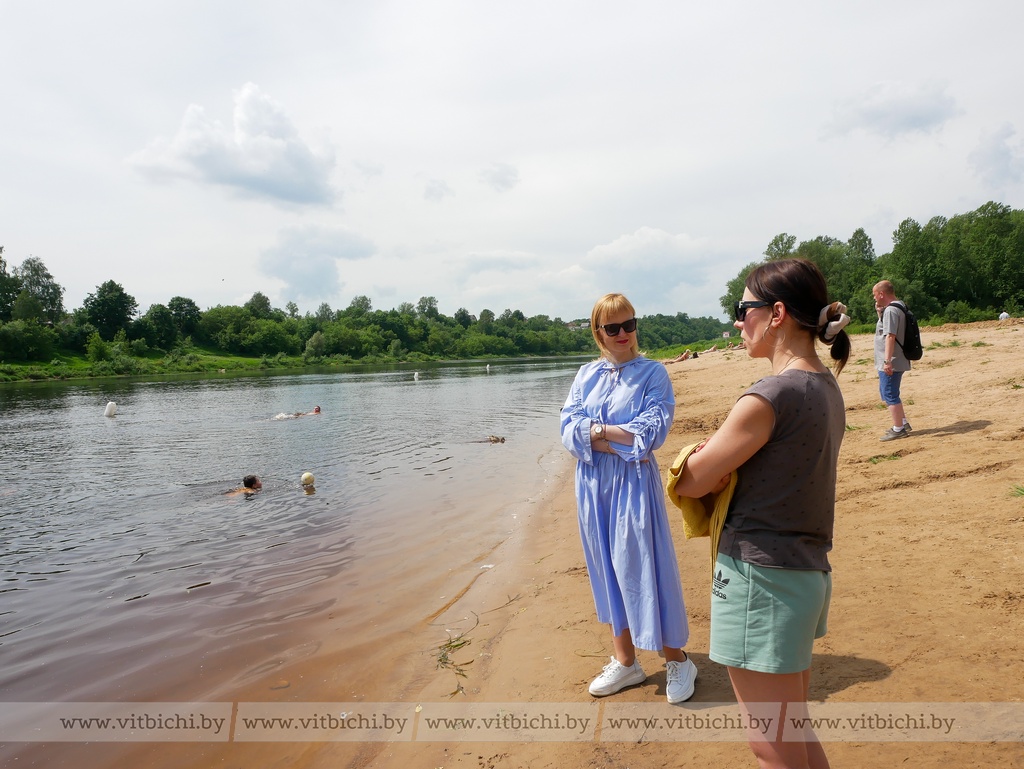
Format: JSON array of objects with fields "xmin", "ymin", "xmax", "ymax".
[{"xmin": 673, "ymin": 258, "xmax": 851, "ymax": 769}]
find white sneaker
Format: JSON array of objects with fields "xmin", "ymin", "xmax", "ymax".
[
  {"xmin": 588, "ymin": 656, "xmax": 646, "ymax": 696},
  {"xmin": 665, "ymin": 658, "xmax": 698, "ymax": 703}
]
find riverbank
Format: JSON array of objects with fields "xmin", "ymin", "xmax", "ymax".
[
  {"xmin": 26, "ymin": 319, "xmax": 1024, "ymax": 768},
  {"xmin": 325, "ymin": 318, "xmax": 1023, "ymax": 769}
]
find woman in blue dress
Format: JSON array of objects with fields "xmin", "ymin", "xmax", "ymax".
[{"xmin": 560, "ymin": 293, "xmax": 696, "ymax": 703}]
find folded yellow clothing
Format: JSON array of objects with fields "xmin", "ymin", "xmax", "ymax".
[{"xmin": 665, "ymin": 442, "xmax": 737, "ymax": 569}]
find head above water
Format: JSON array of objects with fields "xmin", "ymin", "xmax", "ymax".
[
  {"xmin": 313, "ymin": 406, "xmax": 321, "ymax": 413},
  {"xmin": 242, "ymin": 475, "xmax": 261, "ymax": 490}
]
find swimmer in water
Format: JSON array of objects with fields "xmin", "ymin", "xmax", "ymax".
[{"xmin": 226, "ymin": 475, "xmax": 262, "ymax": 496}]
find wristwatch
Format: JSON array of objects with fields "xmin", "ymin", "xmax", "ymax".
[{"xmin": 593, "ymin": 423, "xmax": 605, "ymax": 439}]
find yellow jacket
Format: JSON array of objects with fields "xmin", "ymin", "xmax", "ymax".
[{"xmin": 665, "ymin": 443, "xmax": 738, "ymax": 571}]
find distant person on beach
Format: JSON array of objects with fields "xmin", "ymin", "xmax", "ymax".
[
  {"xmin": 663, "ymin": 349, "xmax": 692, "ymax": 364},
  {"xmin": 560, "ymin": 293, "xmax": 697, "ymax": 704},
  {"xmin": 873, "ymin": 280, "xmax": 912, "ymax": 441},
  {"xmin": 226, "ymin": 475, "xmax": 262, "ymax": 496},
  {"xmin": 672, "ymin": 259, "xmax": 850, "ymax": 768},
  {"xmin": 999, "ymin": 310, "xmax": 1011, "ymax": 320}
]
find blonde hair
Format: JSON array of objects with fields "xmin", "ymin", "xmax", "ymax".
[{"xmin": 590, "ymin": 293, "xmax": 640, "ymax": 359}]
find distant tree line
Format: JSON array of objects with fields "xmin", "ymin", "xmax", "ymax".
[
  {"xmin": 719, "ymin": 201, "xmax": 1024, "ymax": 325},
  {"xmin": 0, "ymin": 248, "xmax": 730, "ymax": 367},
  {"xmin": 3, "ymin": 200, "xmax": 1021, "ymax": 369}
]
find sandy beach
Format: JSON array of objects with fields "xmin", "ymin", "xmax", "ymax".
[{"xmin": 63, "ymin": 319, "xmax": 1023, "ymax": 769}]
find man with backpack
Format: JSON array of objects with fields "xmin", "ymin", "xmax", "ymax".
[{"xmin": 873, "ymin": 280, "xmax": 913, "ymax": 441}]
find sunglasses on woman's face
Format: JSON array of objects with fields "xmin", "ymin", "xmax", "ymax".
[
  {"xmin": 734, "ymin": 300, "xmax": 770, "ymax": 322},
  {"xmin": 599, "ymin": 317, "xmax": 637, "ymax": 336}
]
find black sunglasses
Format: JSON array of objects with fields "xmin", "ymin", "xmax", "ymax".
[
  {"xmin": 734, "ymin": 300, "xmax": 770, "ymax": 322},
  {"xmin": 599, "ymin": 317, "xmax": 637, "ymax": 335}
]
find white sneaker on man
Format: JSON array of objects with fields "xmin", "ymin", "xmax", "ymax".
[
  {"xmin": 588, "ymin": 656, "xmax": 646, "ymax": 696},
  {"xmin": 665, "ymin": 658, "xmax": 698, "ymax": 703}
]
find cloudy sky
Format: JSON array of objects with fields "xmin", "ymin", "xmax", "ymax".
[{"xmin": 3, "ymin": 1, "xmax": 1023, "ymax": 322}]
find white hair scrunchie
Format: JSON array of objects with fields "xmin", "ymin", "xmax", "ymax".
[{"xmin": 818, "ymin": 303, "xmax": 851, "ymax": 341}]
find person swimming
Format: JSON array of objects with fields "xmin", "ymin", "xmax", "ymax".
[{"xmin": 226, "ymin": 475, "xmax": 262, "ymax": 496}]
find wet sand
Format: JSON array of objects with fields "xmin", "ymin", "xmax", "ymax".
[{"xmin": 27, "ymin": 320, "xmax": 1024, "ymax": 768}]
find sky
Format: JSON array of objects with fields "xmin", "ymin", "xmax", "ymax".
[{"xmin": 2, "ymin": 1, "xmax": 1023, "ymax": 323}]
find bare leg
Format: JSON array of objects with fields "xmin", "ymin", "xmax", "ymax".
[
  {"xmin": 662, "ymin": 646, "xmax": 686, "ymax": 662},
  {"xmin": 728, "ymin": 666, "xmax": 830, "ymax": 769},
  {"xmin": 611, "ymin": 627, "xmax": 636, "ymax": 666},
  {"xmin": 888, "ymin": 402, "xmax": 906, "ymax": 428}
]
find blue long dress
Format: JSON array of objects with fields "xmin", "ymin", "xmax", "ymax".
[{"xmin": 559, "ymin": 355, "xmax": 689, "ymax": 651}]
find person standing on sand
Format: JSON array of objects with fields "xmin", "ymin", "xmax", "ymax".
[
  {"xmin": 873, "ymin": 280, "xmax": 912, "ymax": 441},
  {"xmin": 672, "ymin": 259, "xmax": 850, "ymax": 769},
  {"xmin": 560, "ymin": 293, "xmax": 697, "ymax": 704}
]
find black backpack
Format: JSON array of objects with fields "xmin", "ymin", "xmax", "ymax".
[{"xmin": 890, "ymin": 301, "xmax": 923, "ymax": 360}]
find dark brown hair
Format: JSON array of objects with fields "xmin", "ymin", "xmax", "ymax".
[{"xmin": 746, "ymin": 259, "xmax": 851, "ymax": 375}]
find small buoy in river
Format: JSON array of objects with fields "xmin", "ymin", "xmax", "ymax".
[
  {"xmin": 301, "ymin": 472, "xmax": 315, "ymax": 486},
  {"xmin": 104, "ymin": 402, "xmax": 117, "ymax": 417}
]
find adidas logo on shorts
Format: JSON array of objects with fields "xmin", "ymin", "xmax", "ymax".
[{"xmin": 713, "ymin": 569, "xmax": 730, "ymax": 600}]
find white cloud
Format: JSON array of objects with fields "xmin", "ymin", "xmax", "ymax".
[
  {"xmin": 823, "ymin": 81, "xmax": 962, "ymax": 139},
  {"xmin": 969, "ymin": 123, "xmax": 1024, "ymax": 188},
  {"xmin": 583, "ymin": 227, "xmax": 716, "ymax": 313},
  {"xmin": 260, "ymin": 225, "xmax": 375, "ymax": 303},
  {"xmin": 5, "ymin": 2, "xmax": 1024, "ymax": 322},
  {"xmin": 129, "ymin": 83, "xmax": 337, "ymax": 206},
  {"xmin": 479, "ymin": 163, "xmax": 520, "ymax": 192},
  {"xmin": 424, "ymin": 178, "xmax": 454, "ymax": 202}
]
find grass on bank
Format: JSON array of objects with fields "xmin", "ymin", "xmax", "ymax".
[{"xmin": 0, "ymin": 341, "xmax": 589, "ymax": 384}]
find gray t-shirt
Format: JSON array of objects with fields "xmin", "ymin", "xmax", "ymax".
[
  {"xmin": 717, "ymin": 370, "xmax": 846, "ymax": 571},
  {"xmin": 874, "ymin": 302, "xmax": 911, "ymax": 371}
]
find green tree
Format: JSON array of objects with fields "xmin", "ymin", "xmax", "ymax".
[
  {"xmin": 453, "ymin": 307, "xmax": 472, "ymax": 328},
  {"xmin": 11, "ymin": 290, "xmax": 45, "ymax": 321},
  {"xmin": 137, "ymin": 303, "xmax": 178, "ymax": 349},
  {"xmin": 168, "ymin": 296, "xmax": 202, "ymax": 337},
  {"xmin": 0, "ymin": 246, "xmax": 22, "ymax": 322},
  {"xmin": 86, "ymin": 331, "xmax": 111, "ymax": 362},
  {"xmin": 314, "ymin": 302, "xmax": 335, "ymax": 325},
  {"xmin": 416, "ymin": 296, "xmax": 439, "ymax": 319},
  {"xmin": 765, "ymin": 233, "xmax": 796, "ymax": 260},
  {"xmin": 286, "ymin": 301, "xmax": 299, "ymax": 318},
  {"xmin": 82, "ymin": 280, "xmax": 139, "ymax": 340},
  {"xmin": 199, "ymin": 305, "xmax": 251, "ymax": 352},
  {"xmin": 244, "ymin": 291, "xmax": 274, "ymax": 320},
  {"xmin": 0, "ymin": 319, "xmax": 57, "ymax": 361},
  {"xmin": 303, "ymin": 330, "xmax": 326, "ymax": 359},
  {"xmin": 477, "ymin": 308, "xmax": 495, "ymax": 334},
  {"xmin": 13, "ymin": 256, "xmax": 64, "ymax": 323},
  {"xmin": 719, "ymin": 261, "xmax": 762, "ymax": 318},
  {"xmin": 344, "ymin": 295, "xmax": 373, "ymax": 318}
]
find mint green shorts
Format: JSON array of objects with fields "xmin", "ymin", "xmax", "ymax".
[{"xmin": 709, "ymin": 553, "xmax": 831, "ymax": 674}]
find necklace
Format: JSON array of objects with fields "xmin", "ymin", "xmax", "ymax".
[{"xmin": 775, "ymin": 354, "xmax": 817, "ymax": 376}]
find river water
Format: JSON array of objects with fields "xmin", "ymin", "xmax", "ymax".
[{"xmin": 0, "ymin": 360, "xmax": 582, "ymax": 716}]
